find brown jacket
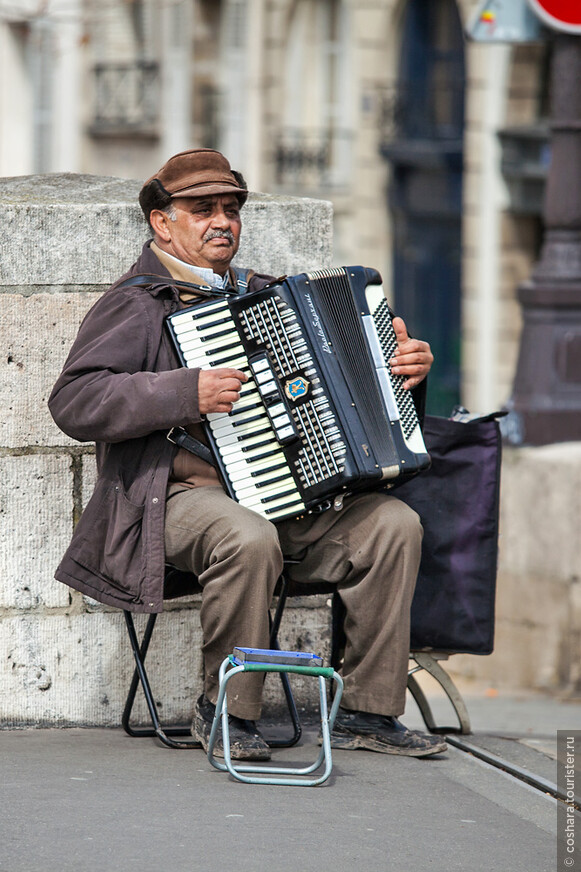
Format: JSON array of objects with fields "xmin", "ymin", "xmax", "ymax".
[{"xmin": 48, "ymin": 242, "xmax": 272, "ymax": 613}]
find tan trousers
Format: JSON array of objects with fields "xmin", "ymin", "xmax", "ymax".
[{"xmin": 165, "ymin": 484, "xmax": 422, "ymax": 720}]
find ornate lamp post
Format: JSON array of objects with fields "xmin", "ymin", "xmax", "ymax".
[{"xmin": 508, "ymin": 33, "xmax": 581, "ymax": 444}]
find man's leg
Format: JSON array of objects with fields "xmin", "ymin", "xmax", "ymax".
[
  {"xmin": 277, "ymin": 492, "xmax": 447, "ymax": 756},
  {"xmin": 164, "ymin": 484, "xmax": 283, "ymax": 721},
  {"xmin": 277, "ymin": 491, "xmax": 419, "ymax": 715}
]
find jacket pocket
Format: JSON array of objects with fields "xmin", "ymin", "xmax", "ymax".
[
  {"xmin": 102, "ymin": 484, "xmax": 145, "ymax": 583},
  {"xmin": 74, "ymin": 479, "xmax": 146, "ymax": 594}
]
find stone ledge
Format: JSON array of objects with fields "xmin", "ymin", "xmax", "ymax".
[
  {"xmin": 0, "ymin": 172, "xmax": 335, "ymax": 726},
  {"xmin": 0, "ymin": 174, "xmax": 333, "ymax": 285}
]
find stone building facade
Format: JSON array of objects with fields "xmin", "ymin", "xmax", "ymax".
[
  {"xmin": 0, "ymin": 0, "xmax": 554, "ymax": 417},
  {"xmin": 1, "ymin": 2, "xmax": 579, "ymax": 728}
]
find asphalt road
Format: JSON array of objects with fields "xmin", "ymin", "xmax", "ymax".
[{"xmin": 0, "ymin": 717, "xmax": 562, "ymax": 872}]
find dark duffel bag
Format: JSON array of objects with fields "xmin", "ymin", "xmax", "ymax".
[{"xmin": 396, "ymin": 411, "xmax": 504, "ymax": 655}]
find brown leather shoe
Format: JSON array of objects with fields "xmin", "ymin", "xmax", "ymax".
[
  {"xmin": 192, "ymin": 695, "xmax": 271, "ymax": 761},
  {"xmin": 328, "ymin": 709, "xmax": 447, "ymax": 757}
]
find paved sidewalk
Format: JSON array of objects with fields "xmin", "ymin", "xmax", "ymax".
[{"xmin": 2, "ymin": 685, "xmax": 578, "ymax": 872}]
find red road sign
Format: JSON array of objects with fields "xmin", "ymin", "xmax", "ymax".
[{"xmin": 528, "ymin": 0, "xmax": 581, "ymax": 32}]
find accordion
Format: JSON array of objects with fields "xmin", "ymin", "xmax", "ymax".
[{"xmin": 166, "ymin": 266, "xmax": 430, "ymax": 521}]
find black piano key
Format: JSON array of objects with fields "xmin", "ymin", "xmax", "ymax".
[
  {"xmin": 259, "ymin": 487, "xmax": 299, "ymax": 504},
  {"xmin": 250, "ymin": 461, "xmax": 288, "ymax": 478},
  {"xmin": 241, "ymin": 437, "xmax": 277, "ymax": 453}
]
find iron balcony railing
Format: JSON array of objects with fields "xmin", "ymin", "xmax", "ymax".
[
  {"xmin": 91, "ymin": 60, "xmax": 159, "ymax": 136},
  {"xmin": 274, "ymin": 128, "xmax": 353, "ymax": 191},
  {"xmin": 379, "ymin": 82, "xmax": 465, "ymax": 145}
]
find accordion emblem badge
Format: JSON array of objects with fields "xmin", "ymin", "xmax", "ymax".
[{"xmin": 285, "ymin": 376, "xmax": 310, "ymax": 401}]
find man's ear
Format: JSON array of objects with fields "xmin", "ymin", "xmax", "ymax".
[{"xmin": 149, "ymin": 209, "xmax": 173, "ymax": 243}]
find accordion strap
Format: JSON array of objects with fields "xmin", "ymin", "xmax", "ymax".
[
  {"xmin": 116, "ymin": 270, "xmax": 256, "ymax": 299},
  {"xmin": 166, "ymin": 427, "xmax": 217, "ymax": 468},
  {"xmin": 116, "ymin": 273, "xmax": 236, "ymax": 299}
]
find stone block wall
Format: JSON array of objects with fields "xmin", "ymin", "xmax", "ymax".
[
  {"xmin": 0, "ymin": 173, "xmax": 333, "ymax": 727},
  {"xmin": 1, "ymin": 172, "xmax": 579, "ymax": 730}
]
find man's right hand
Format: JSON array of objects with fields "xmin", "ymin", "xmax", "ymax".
[{"xmin": 198, "ymin": 368, "xmax": 248, "ymax": 414}]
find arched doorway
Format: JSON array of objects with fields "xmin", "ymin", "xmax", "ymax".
[{"xmin": 382, "ymin": 0, "xmax": 465, "ymax": 416}]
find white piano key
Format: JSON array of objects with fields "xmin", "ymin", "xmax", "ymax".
[
  {"xmin": 233, "ymin": 472, "xmax": 295, "ymax": 498},
  {"xmin": 180, "ymin": 342, "xmax": 242, "ymax": 364},
  {"xmin": 208, "ymin": 407, "xmax": 267, "ymax": 430},
  {"xmin": 226, "ymin": 458, "xmax": 289, "ymax": 484},
  {"xmin": 209, "ymin": 413, "xmax": 267, "ymax": 436},
  {"xmin": 214, "ymin": 429, "xmax": 266, "ymax": 448},
  {"xmin": 217, "ymin": 439, "xmax": 279, "ymax": 463},
  {"xmin": 263, "ymin": 498, "xmax": 306, "ymax": 520},
  {"xmin": 225, "ymin": 449, "xmax": 287, "ymax": 476},
  {"xmin": 205, "ymin": 407, "xmax": 258, "ymax": 427},
  {"xmin": 210, "ymin": 416, "xmax": 269, "ymax": 440},
  {"xmin": 214, "ymin": 431, "xmax": 274, "ymax": 453},
  {"xmin": 172, "ymin": 311, "xmax": 231, "ymax": 335},
  {"xmin": 208, "ymin": 353, "xmax": 249, "ymax": 369},
  {"xmin": 170, "ymin": 302, "xmax": 227, "ymax": 326},
  {"xmin": 233, "ymin": 480, "xmax": 300, "ymax": 508},
  {"xmin": 179, "ymin": 330, "xmax": 240, "ymax": 354},
  {"xmin": 183, "ymin": 350, "xmax": 249, "ymax": 371}
]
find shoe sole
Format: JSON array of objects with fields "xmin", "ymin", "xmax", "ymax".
[{"xmin": 325, "ymin": 731, "xmax": 448, "ymax": 757}]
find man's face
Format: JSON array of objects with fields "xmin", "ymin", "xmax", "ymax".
[{"xmin": 152, "ymin": 194, "xmax": 242, "ymax": 275}]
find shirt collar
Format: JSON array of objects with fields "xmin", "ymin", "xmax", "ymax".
[{"xmin": 158, "ymin": 250, "xmax": 228, "ymax": 289}]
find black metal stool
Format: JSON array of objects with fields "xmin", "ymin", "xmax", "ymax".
[
  {"xmin": 122, "ymin": 566, "xmax": 202, "ymax": 749},
  {"xmin": 122, "ymin": 564, "xmax": 315, "ymax": 749}
]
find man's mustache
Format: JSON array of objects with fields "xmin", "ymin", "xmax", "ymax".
[{"xmin": 203, "ymin": 229, "xmax": 235, "ymax": 244}]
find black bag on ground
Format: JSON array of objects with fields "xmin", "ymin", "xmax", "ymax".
[{"xmin": 395, "ymin": 412, "xmax": 503, "ymax": 655}]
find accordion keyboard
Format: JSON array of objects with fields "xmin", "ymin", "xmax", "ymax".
[
  {"xmin": 167, "ymin": 266, "xmax": 430, "ymax": 522},
  {"xmin": 170, "ymin": 299, "xmax": 306, "ymax": 520}
]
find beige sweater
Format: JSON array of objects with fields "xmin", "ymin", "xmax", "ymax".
[{"xmin": 153, "ymin": 242, "xmax": 223, "ymax": 490}]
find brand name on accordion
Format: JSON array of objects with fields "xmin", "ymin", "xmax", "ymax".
[{"xmin": 305, "ymin": 292, "xmax": 332, "ymax": 354}]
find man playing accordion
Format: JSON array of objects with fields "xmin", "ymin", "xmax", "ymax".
[{"xmin": 49, "ymin": 148, "xmax": 445, "ymax": 761}]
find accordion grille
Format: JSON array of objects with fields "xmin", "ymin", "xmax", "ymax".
[{"xmin": 239, "ymin": 295, "xmax": 347, "ymax": 489}]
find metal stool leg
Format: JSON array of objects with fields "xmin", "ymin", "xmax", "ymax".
[
  {"xmin": 208, "ymin": 654, "xmax": 343, "ymax": 787},
  {"xmin": 122, "ymin": 611, "xmax": 201, "ymax": 749}
]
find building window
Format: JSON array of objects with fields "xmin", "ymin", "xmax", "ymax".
[
  {"xmin": 87, "ymin": 0, "xmax": 160, "ymax": 138},
  {"xmin": 274, "ymin": 0, "xmax": 352, "ymax": 191},
  {"xmin": 382, "ymin": 0, "xmax": 464, "ymax": 143}
]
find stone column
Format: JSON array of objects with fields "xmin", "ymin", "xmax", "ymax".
[{"xmin": 508, "ymin": 34, "xmax": 581, "ymax": 445}]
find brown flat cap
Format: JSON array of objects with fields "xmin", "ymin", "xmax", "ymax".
[{"xmin": 144, "ymin": 148, "xmax": 248, "ymax": 203}]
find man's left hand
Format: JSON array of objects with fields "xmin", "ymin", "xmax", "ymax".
[{"xmin": 390, "ymin": 316, "xmax": 433, "ymax": 390}]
